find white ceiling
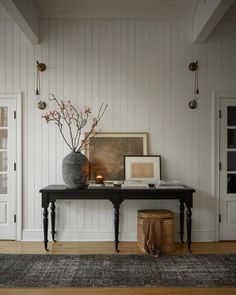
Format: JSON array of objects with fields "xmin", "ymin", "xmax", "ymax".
[
  {"xmin": 0, "ymin": 0, "xmax": 235, "ymax": 21},
  {"xmin": 35, "ymin": 0, "xmax": 199, "ymax": 19}
]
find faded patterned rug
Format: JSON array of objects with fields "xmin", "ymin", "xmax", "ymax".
[{"xmin": 0, "ymin": 254, "xmax": 236, "ymax": 288}]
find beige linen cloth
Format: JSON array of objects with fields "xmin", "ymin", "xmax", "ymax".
[{"xmin": 141, "ymin": 217, "xmax": 162, "ymax": 257}]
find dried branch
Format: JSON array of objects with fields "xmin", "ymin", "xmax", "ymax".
[{"xmin": 42, "ymin": 95, "xmax": 108, "ymax": 153}]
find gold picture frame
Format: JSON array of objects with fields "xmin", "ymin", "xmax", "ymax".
[{"xmin": 85, "ymin": 132, "xmax": 148, "ymax": 181}]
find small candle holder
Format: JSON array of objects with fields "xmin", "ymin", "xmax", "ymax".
[{"xmin": 95, "ymin": 175, "xmax": 104, "ymax": 184}]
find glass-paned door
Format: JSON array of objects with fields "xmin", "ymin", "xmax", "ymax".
[
  {"xmin": 220, "ymin": 99, "xmax": 236, "ymax": 240},
  {"xmin": 0, "ymin": 100, "xmax": 16, "ymax": 239}
]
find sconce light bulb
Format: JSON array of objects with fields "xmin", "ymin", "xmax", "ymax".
[
  {"xmin": 37, "ymin": 100, "xmax": 47, "ymax": 110},
  {"xmin": 189, "ymin": 99, "xmax": 198, "ymax": 109}
]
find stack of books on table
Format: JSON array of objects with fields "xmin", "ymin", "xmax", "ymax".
[
  {"xmin": 103, "ymin": 181, "xmax": 114, "ymax": 187},
  {"xmin": 88, "ymin": 182, "xmax": 105, "ymax": 188},
  {"xmin": 88, "ymin": 181, "xmax": 123, "ymax": 188},
  {"xmin": 122, "ymin": 181, "xmax": 149, "ymax": 189},
  {"xmin": 155, "ymin": 180, "xmax": 184, "ymax": 189}
]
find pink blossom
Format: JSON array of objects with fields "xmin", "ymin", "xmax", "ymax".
[
  {"xmin": 42, "ymin": 95, "xmax": 107, "ymax": 152},
  {"xmin": 84, "ymin": 106, "xmax": 91, "ymax": 114}
]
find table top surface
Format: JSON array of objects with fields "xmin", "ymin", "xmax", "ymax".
[{"xmin": 40, "ymin": 184, "xmax": 195, "ymax": 193}]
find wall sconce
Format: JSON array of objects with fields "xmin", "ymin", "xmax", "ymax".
[
  {"xmin": 36, "ymin": 61, "xmax": 47, "ymax": 110},
  {"xmin": 188, "ymin": 61, "xmax": 199, "ymax": 109}
]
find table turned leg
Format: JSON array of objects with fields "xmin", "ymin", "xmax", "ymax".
[
  {"xmin": 43, "ymin": 207, "xmax": 49, "ymax": 251},
  {"xmin": 186, "ymin": 206, "xmax": 192, "ymax": 253},
  {"xmin": 114, "ymin": 205, "xmax": 120, "ymax": 252},
  {"xmin": 51, "ymin": 202, "xmax": 56, "ymax": 242},
  {"xmin": 179, "ymin": 200, "xmax": 185, "ymax": 243}
]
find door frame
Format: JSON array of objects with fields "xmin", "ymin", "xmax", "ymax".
[
  {"xmin": 213, "ymin": 90, "xmax": 236, "ymax": 241},
  {"xmin": 0, "ymin": 93, "xmax": 22, "ymax": 240}
]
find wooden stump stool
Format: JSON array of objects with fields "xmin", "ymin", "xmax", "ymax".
[{"xmin": 137, "ymin": 209, "xmax": 175, "ymax": 254}]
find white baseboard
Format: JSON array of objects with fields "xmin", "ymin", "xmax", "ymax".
[{"xmin": 22, "ymin": 229, "xmax": 216, "ymax": 242}]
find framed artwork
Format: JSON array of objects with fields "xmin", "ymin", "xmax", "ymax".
[
  {"xmin": 86, "ymin": 132, "xmax": 148, "ymax": 181},
  {"xmin": 124, "ymin": 155, "xmax": 161, "ymax": 183}
]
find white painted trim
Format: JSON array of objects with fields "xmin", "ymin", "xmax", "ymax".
[
  {"xmin": 193, "ymin": 0, "xmax": 234, "ymax": 43},
  {"xmin": 22, "ymin": 230, "xmax": 216, "ymax": 242},
  {"xmin": 16, "ymin": 93, "xmax": 22, "ymax": 241},
  {"xmin": 0, "ymin": 0, "xmax": 39, "ymax": 44},
  {"xmin": 212, "ymin": 90, "xmax": 236, "ymax": 242},
  {"xmin": 212, "ymin": 90, "xmax": 220, "ymax": 241},
  {"xmin": 0, "ymin": 93, "xmax": 22, "ymax": 241}
]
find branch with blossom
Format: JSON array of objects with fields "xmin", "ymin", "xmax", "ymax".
[{"xmin": 42, "ymin": 94, "xmax": 108, "ymax": 152}]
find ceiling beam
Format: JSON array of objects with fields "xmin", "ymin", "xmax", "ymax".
[
  {"xmin": 193, "ymin": 0, "xmax": 234, "ymax": 43},
  {"xmin": 0, "ymin": 0, "xmax": 39, "ymax": 43}
]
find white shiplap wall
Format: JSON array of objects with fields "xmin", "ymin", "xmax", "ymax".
[{"xmin": 1, "ymin": 19, "xmax": 236, "ymax": 241}]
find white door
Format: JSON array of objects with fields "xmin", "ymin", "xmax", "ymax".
[
  {"xmin": 0, "ymin": 99, "xmax": 16, "ymax": 239},
  {"xmin": 219, "ymin": 98, "xmax": 236, "ymax": 240}
]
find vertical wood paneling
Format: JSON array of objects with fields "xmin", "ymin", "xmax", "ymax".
[
  {"xmin": 55, "ymin": 20, "xmax": 65, "ymax": 231},
  {"xmin": 48, "ymin": 20, "xmax": 57, "ymax": 186},
  {"xmin": 62, "ymin": 21, "xmax": 71, "ymax": 231},
  {"xmin": 0, "ymin": 22, "xmax": 5, "ymax": 92},
  {"xmin": 70, "ymin": 21, "xmax": 79, "ymax": 231},
  {"xmin": 40, "ymin": 21, "xmax": 49, "ymax": 230},
  {"xmin": 12, "ymin": 24, "xmax": 20, "ymax": 92},
  {"xmin": 27, "ymin": 39, "xmax": 35, "ymax": 230},
  {"xmin": 77, "ymin": 21, "xmax": 86, "ymax": 231},
  {"xmin": 34, "ymin": 28, "xmax": 42, "ymax": 230},
  {"xmin": 1, "ymin": 19, "xmax": 236, "ymax": 241},
  {"xmin": 125, "ymin": 21, "xmax": 134, "ymax": 132},
  {"xmin": 41, "ymin": 20, "xmax": 49, "ymax": 190},
  {"xmin": 20, "ymin": 32, "xmax": 28, "ymax": 229},
  {"xmin": 84, "ymin": 21, "xmax": 92, "ymax": 232},
  {"xmin": 113, "ymin": 21, "xmax": 121, "ymax": 131},
  {"xmin": 5, "ymin": 22, "xmax": 13, "ymax": 92},
  {"xmin": 162, "ymin": 21, "xmax": 172, "ymax": 180}
]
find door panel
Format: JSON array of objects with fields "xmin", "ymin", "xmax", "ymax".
[
  {"xmin": 228, "ymin": 202, "xmax": 236, "ymax": 223},
  {"xmin": 227, "ymin": 106, "xmax": 236, "ymax": 126},
  {"xmin": 0, "ymin": 202, "xmax": 7, "ymax": 223},
  {"xmin": 0, "ymin": 100, "xmax": 16, "ymax": 240},
  {"xmin": 220, "ymin": 98, "xmax": 236, "ymax": 240},
  {"xmin": 227, "ymin": 152, "xmax": 236, "ymax": 171},
  {"xmin": 0, "ymin": 130, "xmax": 8, "ymax": 149},
  {"xmin": 0, "ymin": 107, "xmax": 8, "ymax": 126},
  {"xmin": 0, "ymin": 151, "xmax": 8, "ymax": 171},
  {"xmin": 0, "ymin": 174, "xmax": 8, "ymax": 194}
]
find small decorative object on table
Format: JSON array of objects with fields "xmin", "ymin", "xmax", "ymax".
[
  {"xmin": 42, "ymin": 94, "xmax": 107, "ymax": 188},
  {"xmin": 122, "ymin": 181, "xmax": 149, "ymax": 189},
  {"xmin": 156, "ymin": 180, "xmax": 184, "ymax": 189},
  {"xmin": 95, "ymin": 175, "xmax": 104, "ymax": 184}
]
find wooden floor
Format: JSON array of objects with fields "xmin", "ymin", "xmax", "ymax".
[
  {"xmin": 0, "ymin": 241, "xmax": 236, "ymax": 295},
  {"xmin": 1, "ymin": 240, "xmax": 236, "ymax": 254}
]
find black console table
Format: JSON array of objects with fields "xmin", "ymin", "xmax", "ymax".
[{"xmin": 39, "ymin": 185, "xmax": 195, "ymax": 252}]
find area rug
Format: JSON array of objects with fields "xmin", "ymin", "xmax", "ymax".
[{"xmin": 0, "ymin": 254, "xmax": 236, "ymax": 288}]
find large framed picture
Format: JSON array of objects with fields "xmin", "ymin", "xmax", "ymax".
[
  {"xmin": 124, "ymin": 155, "xmax": 161, "ymax": 183},
  {"xmin": 86, "ymin": 132, "xmax": 148, "ymax": 181}
]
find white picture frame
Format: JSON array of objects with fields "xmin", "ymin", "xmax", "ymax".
[{"xmin": 124, "ymin": 155, "xmax": 161, "ymax": 183}]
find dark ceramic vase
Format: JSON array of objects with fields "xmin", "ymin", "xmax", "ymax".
[{"xmin": 62, "ymin": 152, "xmax": 89, "ymax": 188}]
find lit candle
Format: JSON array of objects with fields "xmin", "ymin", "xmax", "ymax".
[{"xmin": 95, "ymin": 175, "xmax": 104, "ymax": 184}]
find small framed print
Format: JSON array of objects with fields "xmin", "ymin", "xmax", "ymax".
[{"xmin": 124, "ymin": 155, "xmax": 161, "ymax": 183}]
